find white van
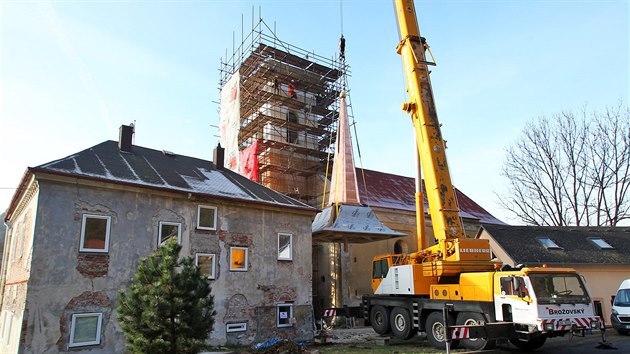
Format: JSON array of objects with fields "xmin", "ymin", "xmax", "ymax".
[{"xmin": 611, "ymin": 279, "xmax": 630, "ymax": 334}]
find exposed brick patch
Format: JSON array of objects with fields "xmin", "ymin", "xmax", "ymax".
[
  {"xmin": 76, "ymin": 254, "xmax": 109, "ymax": 278},
  {"xmin": 262, "ymin": 286, "xmax": 296, "ymax": 305},
  {"xmin": 57, "ymin": 291, "xmax": 111, "ymax": 351},
  {"xmin": 228, "ymin": 233, "xmax": 252, "ymax": 246}
]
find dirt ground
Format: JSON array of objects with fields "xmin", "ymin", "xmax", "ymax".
[{"xmin": 205, "ymin": 325, "xmax": 630, "ymax": 354}]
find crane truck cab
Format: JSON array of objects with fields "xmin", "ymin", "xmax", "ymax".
[
  {"xmin": 495, "ymin": 267, "xmax": 600, "ymax": 350},
  {"xmin": 611, "ymin": 279, "xmax": 630, "ymax": 334}
]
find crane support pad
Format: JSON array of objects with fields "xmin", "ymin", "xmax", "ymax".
[{"xmin": 450, "ymin": 323, "xmax": 515, "ymax": 340}]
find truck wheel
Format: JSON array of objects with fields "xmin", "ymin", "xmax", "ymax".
[
  {"xmin": 456, "ymin": 312, "xmax": 496, "ymax": 350},
  {"xmin": 370, "ymin": 305, "xmax": 391, "ymax": 335},
  {"xmin": 390, "ymin": 307, "xmax": 415, "ymax": 339},
  {"xmin": 425, "ymin": 311, "xmax": 448, "ymax": 349},
  {"xmin": 509, "ymin": 336, "xmax": 546, "ymax": 351}
]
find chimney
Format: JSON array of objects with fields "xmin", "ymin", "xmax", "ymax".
[
  {"xmin": 119, "ymin": 124, "xmax": 134, "ymax": 153},
  {"xmin": 213, "ymin": 143, "xmax": 225, "ymax": 169}
]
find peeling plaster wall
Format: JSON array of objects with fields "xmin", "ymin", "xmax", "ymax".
[
  {"xmin": 0, "ymin": 184, "xmax": 37, "ymax": 353},
  {"xmin": 15, "ymin": 178, "xmax": 313, "ymax": 353}
]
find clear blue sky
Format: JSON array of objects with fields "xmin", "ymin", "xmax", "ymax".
[{"xmin": 1, "ymin": 0, "xmax": 628, "ymax": 224}]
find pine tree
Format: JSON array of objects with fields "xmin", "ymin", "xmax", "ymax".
[{"xmin": 118, "ymin": 238, "xmax": 215, "ymax": 354}]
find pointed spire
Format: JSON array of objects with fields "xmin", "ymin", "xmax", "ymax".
[{"xmin": 328, "ymin": 92, "xmax": 361, "ymax": 206}]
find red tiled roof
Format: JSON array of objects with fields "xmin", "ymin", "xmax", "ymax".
[{"xmin": 356, "ymin": 168, "xmax": 504, "ymax": 224}]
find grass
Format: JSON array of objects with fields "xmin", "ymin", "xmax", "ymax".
[{"xmin": 314, "ymin": 342, "xmax": 466, "ymax": 354}]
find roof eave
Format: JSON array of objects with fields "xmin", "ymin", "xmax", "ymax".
[
  {"xmin": 4, "ymin": 169, "xmax": 34, "ymax": 222},
  {"xmin": 29, "ymin": 168, "xmax": 318, "ymax": 215}
]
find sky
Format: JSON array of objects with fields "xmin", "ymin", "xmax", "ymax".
[{"xmin": 1, "ymin": 0, "xmax": 628, "ymax": 224}]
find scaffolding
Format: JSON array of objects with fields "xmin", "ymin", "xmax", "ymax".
[{"xmin": 219, "ymin": 17, "xmax": 350, "ymax": 203}]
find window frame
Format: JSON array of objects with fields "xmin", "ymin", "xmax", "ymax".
[
  {"xmin": 229, "ymin": 246, "xmax": 249, "ymax": 272},
  {"xmin": 79, "ymin": 214, "xmax": 111, "ymax": 253},
  {"xmin": 195, "ymin": 253, "xmax": 217, "ymax": 279},
  {"xmin": 226, "ymin": 322, "xmax": 247, "ymax": 333},
  {"xmin": 158, "ymin": 221, "xmax": 182, "ymax": 247},
  {"xmin": 537, "ymin": 237, "xmax": 563, "ymax": 250},
  {"xmin": 588, "ymin": 237, "xmax": 614, "ymax": 250},
  {"xmin": 68, "ymin": 312, "xmax": 103, "ymax": 347},
  {"xmin": 197, "ymin": 205, "xmax": 218, "ymax": 231},
  {"xmin": 277, "ymin": 233, "xmax": 293, "ymax": 261},
  {"xmin": 276, "ymin": 303, "xmax": 294, "ymax": 328}
]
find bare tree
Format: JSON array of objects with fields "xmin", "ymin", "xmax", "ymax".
[{"xmin": 500, "ymin": 102, "xmax": 629, "ymax": 226}]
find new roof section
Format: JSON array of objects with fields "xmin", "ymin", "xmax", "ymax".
[
  {"xmin": 480, "ymin": 224, "xmax": 630, "ymax": 265},
  {"xmin": 20, "ymin": 140, "xmax": 315, "ymax": 213},
  {"xmin": 356, "ymin": 168, "xmax": 504, "ymax": 224}
]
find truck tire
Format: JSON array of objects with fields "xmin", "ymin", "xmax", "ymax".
[
  {"xmin": 425, "ymin": 311, "xmax": 448, "ymax": 349},
  {"xmin": 390, "ymin": 307, "xmax": 415, "ymax": 339},
  {"xmin": 370, "ymin": 305, "xmax": 391, "ymax": 335},
  {"xmin": 456, "ymin": 312, "xmax": 496, "ymax": 350},
  {"xmin": 509, "ymin": 336, "xmax": 546, "ymax": 351}
]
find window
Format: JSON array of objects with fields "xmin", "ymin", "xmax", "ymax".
[
  {"xmin": 276, "ymin": 303, "xmax": 294, "ymax": 328},
  {"xmin": 158, "ymin": 222, "xmax": 181, "ymax": 246},
  {"xmin": 278, "ymin": 233, "xmax": 293, "ymax": 261},
  {"xmin": 196, "ymin": 253, "xmax": 216, "ymax": 279},
  {"xmin": 500, "ymin": 276, "xmax": 528, "ymax": 297},
  {"xmin": 80, "ymin": 215, "xmax": 111, "ymax": 252},
  {"xmin": 287, "ymin": 129, "xmax": 298, "ymax": 144},
  {"xmin": 287, "ymin": 111, "xmax": 299, "ymax": 123},
  {"xmin": 372, "ymin": 259, "xmax": 389, "ymax": 279},
  {"xmin": 226, "ymin": 322, "xmax": 247, "ymax": 333},
  {"xmin": 197, "ymin": 205, "xmax": 217, "ymax": 230},
  {"xmin": 588, "ymin": 237, "xmax": 614, "ymax": 249},
  {"xmin": 537, "ymin": 237, "xmax": 562, "ymax": 250},
  {"xmin": 230, "ymin": 247, "xmax": 248, "ymax": 271},
  {"xmin": 69, "ymin": 313, "xmax": 102, "ymax": 347}
]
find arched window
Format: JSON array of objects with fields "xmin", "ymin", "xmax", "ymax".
[{"xmin": 394, "ymin": 240, "xmax": 407, "ymax": 254}]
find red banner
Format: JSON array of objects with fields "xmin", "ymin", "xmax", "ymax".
[{"xmin": 239, "ymin": 140, "xmax": 259, "ymax": 182}]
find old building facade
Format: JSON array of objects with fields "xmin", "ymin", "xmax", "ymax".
[{"xmin": 0, "ymin": 127, "xmax": 317, "ymax": 353}]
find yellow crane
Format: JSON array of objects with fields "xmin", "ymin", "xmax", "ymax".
[{"xmin": 362, "ymin": 1, "xmax": 602, "ymax": 350}]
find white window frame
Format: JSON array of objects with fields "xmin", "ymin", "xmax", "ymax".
[
  {"xmin": 537, "ymin": 237, "xmax": 562, "ymax": 250},
  {"xmin": 158, "ymin": 222, "xmax": 182, "ymax": 246},
  {"xmin": 79, "ymin": 214, "xmax": 111, "ymax": 253},
  {"xmin": 69, "ymin": 312, "xmax": 103, "ymax": 347},
  {"xmin": 277, "ymin": 233, "xmax": 293, "ymax": 261},
  {"xmin": 195, "ymin": 253, "xmax": 216, "ymax": 279},
  {"xmin": 588, "ymin": 237, "xmax": 614, "ymax": 249},
  {"xmin": 226, "ymin": 322, "xmax": 247, "ymax": 333},
  {"xmin": 276, "ymin": 303, "xmax": 294, "ymax": 328},
  {"xmin": 197, "ymin": 205, "xmax": 218, "ymax": 230},
  {"xmin": 229, "ymin": 246, "xmax": 249, "ymax": 272}
]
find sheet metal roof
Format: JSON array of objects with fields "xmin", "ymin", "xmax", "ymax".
[
  {"xmin": 28, "ymin": 140, "xmax": 315, "ymax": 212},
  {"xmin": 356, "ymin": 168, "xmax": 504, "ymax": 224},
  {"xmin": 480, "ymin": 224, "xmax": 630, "ymax": 265},
  {"xmin": 312, "ymin": 205, "xmax": 405, "ymax": 244}
]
